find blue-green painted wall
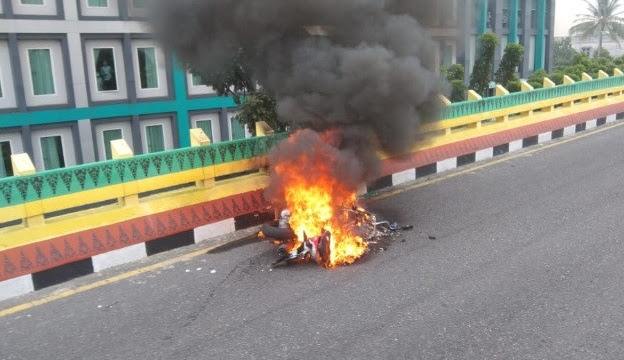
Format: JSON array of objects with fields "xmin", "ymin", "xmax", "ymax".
[
  {"xmin": 534, "ymin": 0, "xmax": 546, "ymax": 70},
  {"xmin": 508, "ymin": 0, "xmax": 519, "ymax": 43},
  {"xmin": 0, "ymin": 59, "xmax": 236, "ymax": 148},
  {"xmin": 478, "ymin": 0, "xmax": 488, "ymax": 34}
]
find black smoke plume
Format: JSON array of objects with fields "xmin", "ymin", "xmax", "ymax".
[{"xmin": 149, "ymin": 0, "xmax": 445, "ymax": 205}]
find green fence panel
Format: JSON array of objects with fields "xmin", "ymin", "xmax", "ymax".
[
  {"xmin": 0, "ymin": 132, "xmax": 289, "ymax": 208},
  {"xmin": 3, "ymin": 73, "xmax": 622, "ymax": 209},
  {"xmin": 443, "ymin": 75, "xmax": 624, "ymax": 120}
]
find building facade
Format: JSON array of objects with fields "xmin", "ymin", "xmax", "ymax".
[
  {"xmin": 0, "ymin": 0, "xmax": 250, "ymax": 179},
  {"xmin": 0, "ymin": 0, "xmax": 556, "ymax": 179},
  {"xmin": 427, "ymin": 0, "xmax": 555, "ymax": 83},
  {"xmin": 569, "ymin": 34, "xmax": 624, "ymax": 58}
]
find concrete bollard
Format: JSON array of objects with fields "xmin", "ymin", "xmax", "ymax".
[
  {"xmin": 189, "ymin": 128, "xmax": 215, "ymax": 188},
  {"xmin": 111, "ymin": 139, "xmax": 138, "ymax": 206},
  {"xmin": 11, "ymin": 153, "xmax": 44, "ymax": 227}
]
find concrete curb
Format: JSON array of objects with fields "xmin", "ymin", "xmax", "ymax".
[{"xmin": 365, "ymin": 113, "xmax": 619, "ymax": 194}]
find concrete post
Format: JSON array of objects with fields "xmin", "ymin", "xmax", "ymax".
[
  {"xmin": 495, "ymin": 84, "xmax": 509, "ymax": 96},
  {"xmin": 189, "ymin": 128, "xmax": 216, "ymax": 189},
  {"xmin": 11, "ymin": 153, "xmax": 44, "ymax": 227},
  {"xmin": 467, "ymin": 90, "xmax": 482, "ymax": 100},
  {"xmin": 520, "ymin": 81, "xmax": 534, "ymax": 116},
  {"xmin": 493, "ymin": 85, "xmax": 510, "ymax": 123},
  {"xmin": 563, "ymin": 75, "xmax": 575, "ymax": 85},
  {"xmin": 255, "ymin": 121, "xmax": 274, "ymax": 175},
  {"xmin": 438, "ymin": 94, "xmax": 452, "ymax": 106},
  {"xmin": 579, "ymin": 73, "xmax": 594, "ymax": 103},
  {"xmin": 111, "ymin": 139, "xmax": 139, "ymax": 206},
  {"xmin": 543, "ymin": 77, "xmax": 556, "ymax": 87},
  {"xmin": 520, "ymin": 81, "xmax": 534, "ymax": 91},
  {"xmin": 255, "ymin": 121, "xmax": 275, "ymax": 136},
  {"xmin": 190, "ymin": 128, "xmax": 211, "ymax": 147},
  {"xmin": 562, "ymin": 76, "xmax": 575, "ymax": 107},
  {"xmin": 542, "ymin": 78, "xmax": 556, "ymax": 112}
]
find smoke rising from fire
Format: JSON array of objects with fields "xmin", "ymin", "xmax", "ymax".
[{"xmin": 150, "ymin": 0, "xmax": 445, "ymax": 204}]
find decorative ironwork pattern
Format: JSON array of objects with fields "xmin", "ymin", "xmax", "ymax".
[{"xmin": 0, "ymin": 133, "xmax": 288, "ymax": 208}]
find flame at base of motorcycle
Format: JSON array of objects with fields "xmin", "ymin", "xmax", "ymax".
[
  {"xmin": 260, "ymin": 206, "xmax": 403, "ymax": 268},
  {"xmin": 262, "ymin": 129, "xmax": 407, "ymax": 268}
]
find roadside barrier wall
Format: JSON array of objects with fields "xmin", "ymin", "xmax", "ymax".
[{"xmin": 2, "ymin": 72, "xmax": 624, "ymax": 301}]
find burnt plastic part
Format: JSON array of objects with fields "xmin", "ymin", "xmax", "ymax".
[
  {"xmin": 317, "ymin": 233, "xmax": 332, "ymax": 268},
  {"xmin": 261, "ymin": 221, "xmax": 296, "ymax": 241}
]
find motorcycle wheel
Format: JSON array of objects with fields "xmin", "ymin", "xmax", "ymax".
[{"xmin": 261, "ymin": 221, "xmax": 297, "ymax": 242}]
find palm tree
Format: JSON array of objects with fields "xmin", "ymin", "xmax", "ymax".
[{"xmin": 569, "ymin": 0, "xmax": 624, "ymax": 56}]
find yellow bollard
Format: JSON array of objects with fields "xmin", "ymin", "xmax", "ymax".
[
  {"xmin": 190, "ymin": 128, "xmax": 211, "ymax": 147},
  {"xmin": 111, "ymin": 139, "xmax": 139, "ymax": 206},
  {"xmin": 255, "ymin": 121, "xmax": 275, "ymax": 175},
  {"xmin": 11, "ymin": 153, "xmax": 44, "ymax": 227},
  {"xmin": 495, "ymin": 84, "xmax": 509, "ymax": 96},
  {"xmin": 189, "ymin": 128, "xmax": 216, "ymax": 188},
  {"xmin": 467, "ymin": 90, "xmax": 482, "ymax": 101}
]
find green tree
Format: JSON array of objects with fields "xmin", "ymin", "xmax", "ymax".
[
  {"xmin": 549, "ymin": 71, "xmax": 565, "ymax": 85},
  {"xmin": 569, "ymin": 0, "xmax": 624, "ymax": 56},
  {"xmin": 469, "ymin": 32, "xmax": 499, "ymax": 96},
  {"xmin": 586, "ymin": 56, "xmax": 614, "ymax": 77},
  {"xmin": 195, "ymin": 48, "xmax": 255, "ymax": 106},
  {"xmin": 448, "ymin": 80, "xmax": 468, "ymax": 102},
  {"xmin": 564, "ymin": 52, "xmax": 615, "ymax": 78},
  {"xmin": 191, "ymin": 48, "xmax": 287, "ymax": 135},
  {"xmin": 553, "ymin": 37, "xmax": 578, "ymax": 70},
  {"xmin": 527, "ymin": 69, "xmax": 548, "ymax": 88},
  {"xmin": 442, "ymin": 64, "xmax": 467, "ymax": 102},
  {"xmin": 495, "ymin": 43, "xmax": 525, "ymax": 92},
  {"xmin": 233, "ymin": 88, "xmax": 288, "ymax": 135},
  {"xmin": 614, "ymin": 54, "xmax": 624, "ymax": 66},
  {"xmin": 506, "ymin": 80, "xmax": 522, "ymax": 92},
  {"xmin": 442, "ymin": 64, "xmax": 465, "ymax": 82},
  {"xmin": 593, "ymin": 47, "xmax": 612, "ymax": 59}
]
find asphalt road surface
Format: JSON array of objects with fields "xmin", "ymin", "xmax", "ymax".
[{"xmin": 3, "ymin": 122, "xmax": 624, "ymax": 360}]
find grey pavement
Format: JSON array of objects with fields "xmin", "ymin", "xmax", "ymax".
[{"xmin": 2, "ymin": 123, "xmax": 624, "ymax": 360}]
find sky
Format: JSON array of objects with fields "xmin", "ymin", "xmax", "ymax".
[{"xmin": 554, "ymin": 0, "xmax": 591, "ymax": 37}]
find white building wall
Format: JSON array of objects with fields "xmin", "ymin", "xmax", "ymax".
[
  {"xmin": 0, "ymin": 41, "xmax": 17, "ymax": 109},
  {"xmin": 569, "ymin": 35, "xmax": 624, "ymax": 58}
]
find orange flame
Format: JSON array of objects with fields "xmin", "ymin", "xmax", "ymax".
[{"xmin": 274, "ymin": 131, "xmax": 368, "ymax": 267}]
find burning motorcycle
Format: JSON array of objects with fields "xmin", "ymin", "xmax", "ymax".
[{"xmin": 260, "ymin": 206, "xmax": 407, "ymax": 267}]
